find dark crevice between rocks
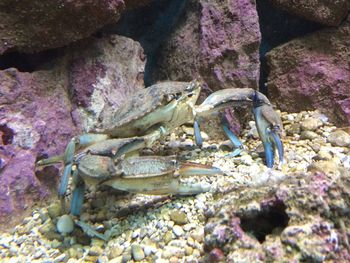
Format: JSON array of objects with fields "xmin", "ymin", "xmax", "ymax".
[
  {"xmin": 0, "ymin": 48, "xmax": 65, "ymax": 72},
  {"xmin": 102, "ymin": 0, "xmax": 187, "ymax": 86},
  {"xmin": 256, "ymin": 0, "xmax": 324, "ymax": 95},
  {"xmin": 0, "ymin": 124, "xmax": 14, "ymax": 145},
  {"xmin": 238, "ymin": 199, "xmax": 289, "ymax": 243}
]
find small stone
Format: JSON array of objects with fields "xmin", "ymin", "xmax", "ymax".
[
  {"xmin": 89, "ymin": 246, "xmax": 104, "ymax": 256},
  {"xmin": 131, "ymin": 244, "xmax": 145, "ymax": 261},
  {"xmin": 180, "ymin": 139, "xmax": 194, "ymax": 148},
  {"xmin": 172, "ymin": 225, "xmax": 184, "ymax": 237},
  {"xmin": 185, "ymin": 246, "xmax": 193, "ymax": 256},
  {"xmin": 191, "ymin": 229, "xmax": 204, "ymax": 242},
  {"xmin": 287, "ymin": 123, "xmax": 301, "ymax": 135},
  {"xmin": 109, "ymin": 256, "xmax": 123, "ymax": 263},
  {"xmin": 47, "ymin": 203, "xmax": 62, "ymax": 219},
  {"xmin": 300, "ymin": 131, "xmax": 318, "ymax": 140},
  {"xmin": 219, "ymin": 140, "xmax": 233, "ymax": 151},
  {"xmin": 109, "ymin": 245, "xmax": 124, "ymax": 259},
  {"xmin": 169, "ymin": 211, "xmax": 188, "ymax": 225},
  {"xmin": 56, "ymin": 215, "xmax": 74, "ymax": 235},
  {"xmin": 300, "ymin": 117, "xmax": 323, "ymax": 131},
  {"xmin": 327, "ymin": 130, "xmax": 350, "ymax": 147},
  {"xmin": 163, "ymin": 231, "xmax": 173, "ymax": 244}
]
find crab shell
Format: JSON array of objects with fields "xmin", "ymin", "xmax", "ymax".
[{"xmin": 95, "ymin": 81, "xmax": 201, "ymax": 138}]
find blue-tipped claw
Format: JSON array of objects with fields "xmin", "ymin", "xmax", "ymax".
[
  {"xmin": 194, "ymin": 119, "xmax": 203, "ymax": 147},
  {"xmin": 221, "ymin": 115, "xmax": 243, "ymax": 157},
  {"xmin": 253, "ymin": 91, "xmax": 284, "ymax": 168}
]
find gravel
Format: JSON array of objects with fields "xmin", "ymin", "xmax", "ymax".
[{"xmin": 0, "ymin": 110, "xmax": 349, "ymax": 262}]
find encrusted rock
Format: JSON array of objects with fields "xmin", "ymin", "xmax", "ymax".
[
  {"xmin": 154, "ymin": 0, "xmax": 261, "ymax": 91},
  {"xmin": 269, "ymin": 0, "xmax": 350, "ymax": 26},
  {"xmin": 0, "ymin": 0, "xmax": 125, "ymax": 54},
  {"xmin": 267, "ymin": 20, "xmax": 350, "ymax": 126}
]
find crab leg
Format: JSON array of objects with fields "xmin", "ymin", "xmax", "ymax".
[
  {"xmin": 194, "ymin": 88, "xmax": 256, "ymax": 156},
  {"xmin": 58, "ymin": 134, "xmax": 110, "ymax": 198},
  {"xmin": 252, "ymin": 92, "xmax": 284, "ymax": 168},
  {"xmin": 70, "ymin": 170, "xmax": 86, "ymax": 216},
  {"xmin": 221, "ymin": 115, "xmax": 243, "ymax": 157},
  {"xmin": 178, "ymin": 162, "xmax": 223, "ymax": 176}
]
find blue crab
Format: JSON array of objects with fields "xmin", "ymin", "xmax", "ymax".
[{"xmin": 38, "ymin": 80, "xmax": 283, "ymax": 214}]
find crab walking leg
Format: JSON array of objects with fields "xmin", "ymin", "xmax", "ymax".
[
  {"xmin": 58, "ymin": 134, "xmax": 110, "ymax": 198},
  {"xmin": 103, "ymin": 175, "xmax": 211, "ymax": 195},
  {"xmin": 221, "ymin": 115, "xmax": 243, "ymax": 157},
  {"xmin": 253, "ymin": 102, "xmax": 284, "ymax": 168},
  {"xmin": 178, "ymin": 162, "xmax": 223, "ymax": 176},
  {"xmin": 70, "ymin": 170, "xmax": 86, "ymax": 216},
  {"xmin": 193, "ymin": 119, "xmax": 203, "ymax": 147}
]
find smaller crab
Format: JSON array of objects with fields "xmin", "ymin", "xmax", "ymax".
[{"xmin": 44, "ymin": 137, "xmax": 222, "ymax": 216}]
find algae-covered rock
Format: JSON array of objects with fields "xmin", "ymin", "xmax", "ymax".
[{"xmin": 204, "ymin": 164, "xmax": 350, "ymax": 262}]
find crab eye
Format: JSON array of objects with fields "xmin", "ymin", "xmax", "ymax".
[{"xmin": 187, "ymin": 93, "xmax": 193, "ymax": 98}]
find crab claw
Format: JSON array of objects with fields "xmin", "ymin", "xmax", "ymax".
[{"xmin": 252, "ymin": 91, "xmax": 284, "ymax": 168}]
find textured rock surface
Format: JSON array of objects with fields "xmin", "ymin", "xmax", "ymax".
[
  {"xmin": 153, "ymin": 0, "xmax": 261, "ymax": 91},
  {"xmin": 0, "ymin": 0, "xmax": 125, "ymax": 54},
  {"xmin": 0, "ymin": 35, "xmax": 145, "ymax": 227},
  {"xmin": 269, "ymin": 0, "xmax": 350, "ymax": 26},
  {"xmin": 204, "ymin": 164, "xmax": 350, "ymax": 262},
  {"xmin": 69, "ymin": 35, "xmax": 145, "ymax": 131},
  {"xmin": 0, "ymin": 67, "xmax": 76, "ymax": 227},
  {"xmin": 266, "ymin": 20, "xmax": 350, "ymax": 126}
]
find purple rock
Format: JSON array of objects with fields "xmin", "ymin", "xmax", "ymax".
[
  {"xmin": 0, "ymin": 35, "xmax": 146, "ymax": 228},
  {"xmin": 0, "ymin": 0, "xmax": 126, "ymax": 54},
  {"xmin": 154, "ymin": 0, "xmax": 261, "ymax": 91},
  {"xmin": 267, "ymin": 19, "xmax": 350, "ymax": 126},
  {"xmin": 269, "ymin": 0, "xmax": 350, "ymax": 26}
]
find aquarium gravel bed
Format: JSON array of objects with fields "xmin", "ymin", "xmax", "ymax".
[{"xmin": 0, "ymin": 110, "xmax": 349, "ymax": 263}]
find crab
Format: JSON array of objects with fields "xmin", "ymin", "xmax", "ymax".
[{"xmin": 37, "ymin": 80, "xmax": 283, "ymax": 214}]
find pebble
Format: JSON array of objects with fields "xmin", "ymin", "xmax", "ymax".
[
  {"xmin": 2, "ymin": 109, "xmax": 349, "ymax": 263},
  {"xmin": 56, "ymin": 215, "xmax": 74, "ymax": 235},
  {"xmin": 170, "ymin": 211, "xmax": 188, "ymax": 225},
  {"xmin": 327, "ymin": 130, "xmax": 350, "ymax": 147},
  {"xmin": 172, "ymin": 225, "xmax": 184, "ymax": 237},
  {"xmin": 300, "ymin": 131, "xmax": 318, "ymax": 140},
  {"xmin": 47, "ymin": 203, "xmax": 62, "ymax": 219},
  {"xmin": 131, "ymin": 244, "xmax": 145, "ymax": 261},
  {"xmin": 300, "ymin": 117, "xmax": 323, "ymax": 131}
]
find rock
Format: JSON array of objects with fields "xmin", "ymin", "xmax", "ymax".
[
  {"xmin": 269, "ymin": 0, "xmax": 350, "ymax": 26},
  {"xmin": 327, "ymin": 130, "xmax": 350, "ymax": 147},
  {"xmin": 267, "ymin": 20, "xmax": 350, "ymax": 127},
  {"xmin": 131, "ymin": 244, "xmax": 145, "ymax": 261},
  {"xmin": 0, "ymin": 34, "xmax": 145, "ymax": 228},
  {"xmin": 56, "ymin": 215, "xmax": 74, "ymax": 235},
  {"xmin": 300, "ymin": 131, "xmax": 318, "ymax": 140},
  {"xmin": 169, "ymin": 211, "xmax": 188, "ymax": 225},
  {"xmin": 88, "ymin": 246, "xmax": 104, "ymax": 257},
  {"xmin": 172, "ymin": 225, "xmax": 184, "ymax": 237},
  {"xmin": 204, "ymin": 166, "xmax": 350, "ymax": 261},
  {"xmin": 0, "ymin": 0, "xmax": 125, "ymax": 54},
  {"xmin": 47, "ymin": 203, "xmax": 62, "ymax": 219},
  {"xmin": 300, "ymin": 117, "xmax": 323, "ymax": 131},
  {"xmin": 153, "ymin": 0, "xmax": 261, "ymax": 91},
  {"xmin": 286, "ymin": 123, "xmax": 301, "ymax": 136}
]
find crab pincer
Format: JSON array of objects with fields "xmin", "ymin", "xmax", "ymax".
[{"xmin": 252, "ymin": 91, "xmax": 284, "ymax": 168}]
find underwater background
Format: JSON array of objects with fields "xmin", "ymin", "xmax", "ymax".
[{"xmin": 0, "ymin": 0, "xmax": 350, "ymax": 262}]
